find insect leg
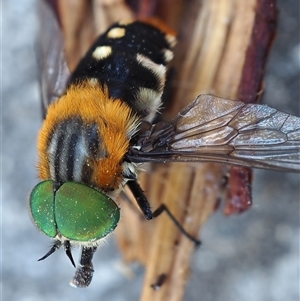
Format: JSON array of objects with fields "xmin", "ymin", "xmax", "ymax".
[
  {"xmin": 152, "ymin": 204, "xmax": 201, "ymax": 246},
  {"xmin": 120, "ymin": 191, "xmax": 145, "ymax": 217},
  {"xmin": 70, "ymin": 246, "xmax": 97, "ymax": 288},
  {"xmin": 126, "ymin": 181, "xmax": 201, "ymax": 246},
  {"xmin": 126, "ymin": 180, "xmax": 153, "ymax": 220},
  {"xmin": 64, "ymin": 240, "xmax": 76, "ymax": 267}
]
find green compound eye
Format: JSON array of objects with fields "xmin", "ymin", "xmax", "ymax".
[
  {"xmin": 29, "ymin": 181, "xmax": 120, "ymax": 242},
  {"xmin": 55, "ymin": 182, "xmax": 120, "ymax": 241},
  {"xmin": 30, "ymin": 180, "xmax": 57, "ymax": 238}
]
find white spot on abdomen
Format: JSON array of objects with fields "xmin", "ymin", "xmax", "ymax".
[
  {"xmin": 92, "ymin": 46, "xmax": 112, "ymax": 61},
  {"xmin": 107, "ymin": 27, "xmax": 126, "ymax": 39}
]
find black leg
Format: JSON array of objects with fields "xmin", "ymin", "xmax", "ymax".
[
  {"xmin": 126, "ymin": 180, "xmax": 153, "ymax": 220},
  {"xmin": 64, "ymin": 240, "xmax": 76, "ymax": 267},
  {"xmin": 70, "ymin": 246, "xmax": 97, "ymax": 288},
  {"xmin": 126, "ymin": 180, "xmax": 201, "ymax": 246},
  {"xmin": 152, "ymin": 204, "xmax": 201, "ymax": 246},
  {"xmin": 120, "ymin": 191, "xmax": 145, "ymax": 217}
]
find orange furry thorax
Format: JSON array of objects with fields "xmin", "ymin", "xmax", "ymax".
[{"xmin": 37, "ymin": 81, "xmax": 139, "ymax": 191}]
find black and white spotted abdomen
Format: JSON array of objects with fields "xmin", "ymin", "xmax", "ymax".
[{"xmin": 69, "ymin": 20, "xmax": 176, "ymax": 121}]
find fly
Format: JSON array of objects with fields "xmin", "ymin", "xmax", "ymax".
[{"xmin": 30, "ymin": 1, "xmax": 300, "ymax": 288}]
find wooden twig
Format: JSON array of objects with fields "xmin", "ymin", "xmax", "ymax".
[
  {"xmin": 53, "ymin": 0, "xmax": 277, "ymax": 300},
  {"xmin": 56, "ymin": 0, "xmax": 133, "ymax": 70},
  {"xmin": 116, "ymin": 1, "xmax": 276, "ymax": 301}
]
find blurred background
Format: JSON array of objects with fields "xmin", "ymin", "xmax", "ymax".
[{"xmin": 2, "ymin": 0, "xmax": 299, "ymax": 301}]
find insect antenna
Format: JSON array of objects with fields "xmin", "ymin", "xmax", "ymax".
[{"xmin": 38, "ymin": 240, "xmax": 62, "ymax": 261}]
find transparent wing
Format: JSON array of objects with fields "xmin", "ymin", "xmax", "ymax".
[
  {"xmin": 128, "ymin": 95, "xmax": 300, "ymax": 172},
  {"xmin": 38, "ymin": 1, "xmax": 70, "ymax": 116}
]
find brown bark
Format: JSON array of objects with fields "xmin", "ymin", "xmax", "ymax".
[{"xmin": 53, "ymin": 0, "xmax": 277, "ymax": 300}]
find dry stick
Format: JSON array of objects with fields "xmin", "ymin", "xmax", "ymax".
[
  {"xmin": 140, "ymin": 164, "xmax": 222, "ymax": 301},
  {"xmin": 55, "ymin": 0, "xmax": 277, "ymax": 300},
  {"xmin": 223, "ymin": 0, "xmax": 277, "ymax": 215},
  {"xmin": 93, "ymin": 0, "xmax": 134, "ymax": 35},
  {"xmin": 57, "ymin": 0, "xmax": 134, "ymax": 70},
  {"xmin": 58, "ymin": 0, "xmax": 95, "ymax": 71},
  {"xmin": 137, "ymin": 0, "xmax": 273, "ymax": 301}
]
